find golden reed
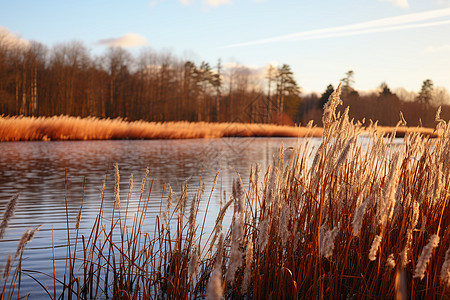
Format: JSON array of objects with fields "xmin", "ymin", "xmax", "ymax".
[{"xmin": 0, "ymin": 115, "xmax": 437, "ymax": 142}]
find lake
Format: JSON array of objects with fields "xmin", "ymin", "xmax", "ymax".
[{"xmin": 0, "ymin": 137, "xmax": 317, "ymax": 298}]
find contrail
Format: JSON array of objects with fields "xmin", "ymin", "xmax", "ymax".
[{"xmin": 221, "ymin": 7, "xmax": 450, "ymax": 48}]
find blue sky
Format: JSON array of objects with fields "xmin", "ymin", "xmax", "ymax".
[{"xmin": 1, "ymin": 0, "xmax": 450, "ymax": 94}]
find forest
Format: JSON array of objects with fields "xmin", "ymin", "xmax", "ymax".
[{"xmin": 1, "ymin": 32, "xmax": 449, "ymax": 128}]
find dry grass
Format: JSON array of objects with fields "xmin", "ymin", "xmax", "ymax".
[
  {"xmin": 1, "ymin": 84, "xmax": 449, "ymax": 299},
  {"xmin": 0, "ymin": 114, "xmax": 439, "ymax": 142},
  {"xmin": 0, "ymin": 115, "xmax": 323, "ymax": 141},
  {"xmin": 370, "ymin": 125, "xmax": 437, "ymax": 138}
]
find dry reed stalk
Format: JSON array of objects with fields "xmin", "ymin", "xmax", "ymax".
[
  {"xmin": 206, "ymin": 199, "xmax": 233, "ymax": 254},
  {"xmin": 114, "ymin": 163, "xmax": 120, "ymax": 209},
  {"xmin": 207, "ymin": 233, "xmax": 224, "ymax": 300},
  {"xmin": 395, "ymin": 269, "xmax": 408, "ymax": 300},
  {"xmin": 0, "ymin": 194, "xmax": 19, "ymax": 239},
  {"xmin": 198, "ymin": 170, "xmax": 221, "ymax": 249}
]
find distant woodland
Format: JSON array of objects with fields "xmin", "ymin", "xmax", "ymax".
[{"xmin": 1, "ymin": 34, "xmax": 449, "ymax": 128}]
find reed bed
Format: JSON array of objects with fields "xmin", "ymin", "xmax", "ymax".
[
  {"xmin": 0, "ymin": 115, "xmax": 323, "ymax": 142},
  {"xmin": 1, "ymin": 84, "xmax": 450, "ymax": 299},
  {"xmin": 0, "ymin": 114, "xmax": 437, "ymax": 142}
]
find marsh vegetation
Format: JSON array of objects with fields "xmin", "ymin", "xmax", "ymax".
[{"xmin": 1, "ymin": 85, "xmax": 449, "ymax": 299}]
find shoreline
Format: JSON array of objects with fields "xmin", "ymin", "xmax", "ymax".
[{"xmin": 0, "ymin": 115, "xmax": 437, "ymax": 142}]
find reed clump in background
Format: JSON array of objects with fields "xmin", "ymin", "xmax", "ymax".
[
  {"xmin": 1, "ymin": 83, "xmax": 449, "ymax": 299},
  {"xmin": 0, "ymin": 115, "xmax": 324, "ymax": 141},
  {"xmin": 0, "ymin": 113, "xmax": 437, "ymax": 142}
]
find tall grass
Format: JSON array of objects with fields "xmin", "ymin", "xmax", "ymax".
[
  {"xmin": 1, "ymin": 83, "xmax": 449, "ymax": 299},
  {"xmin": 0, "ymin": 115, "xmax": 323, "ymax": 141},
  {"xmin": 0, "ymin": 114, "xmax": 437, "ymax": 142}
]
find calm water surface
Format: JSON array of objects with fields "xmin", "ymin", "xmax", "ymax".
[{"xmin": 0, "ymin": 137, "xmax": 316, "ymax": 297}]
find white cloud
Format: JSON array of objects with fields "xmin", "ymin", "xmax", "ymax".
[
  {"xmin": 224, "ymin": 62, "xmax": 260, "ymax": 70},
  {"xmin": 379, "ymin": 0, "xmax": 409, "ymax": 9},
  {"xmin": 424, "ymin": 44, "xmax": 450, "ymax": 53},
  {"xmin": 204, "ymin": 0, "xmax": 232, "ymax": 7},
  {"xmin": 179, "ymin": 0, "xmax": 192, "ymax": 5},
  {"xmin": 222, "ymin": 7, "xmax": 450, "ymax": 48},
  {"xmin": 438, "ymin": 0, "xmax": 450, "ymax": 7},
  {"xmin": 97, "ymin": 33, "xmax": 148, "ymax": 48},
  {"xmin": 0, "ymin": 26, "xmax": 30, "ymax": 50}
]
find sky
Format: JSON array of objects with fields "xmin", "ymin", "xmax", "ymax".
[{"xmin": 1, "ymin": 0, "xmax": 450, "ymax": 94}]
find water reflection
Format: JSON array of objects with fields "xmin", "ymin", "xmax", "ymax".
[{"xmin": 0, "ymin": 137, "xmax": 310, "ymax": 297}]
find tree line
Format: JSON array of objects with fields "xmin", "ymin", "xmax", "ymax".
[
  {"xmin": 1, "ymin": 34, "xmax": 449, "ymax": 127},
  {"xmin": 300, "ymin": 71, "xmax": 450, "ymax": 128}
]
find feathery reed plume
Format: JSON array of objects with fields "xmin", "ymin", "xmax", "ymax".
[
  {"xmin": 212, "ymin": 169, "xmax": 220, "ymax": 191},
  {"xmin": 386, "ymin": 253, "xmax": 396, "ymax": 270},
  {"xmin": 176, "ymin": 181, "xmax": 188, "ymax": 219},
  {"xmin": 15, "ymin": 228, "xmax": 32, "ymax": 258},
  {"xmin": 379, "ymin": 152, "xmax": 401, "ymax": 228},
  {"xmin": 114, "ymin": 163, "xmax": 120, "ymax": 208},
  {"xmin": 257, "ymin": 218, "xmax": 269, "ymax": 251},
  {"xmin": 226, "ymin": 180, "xmax": 245, "ymax": 283},
  {"xmin": 15, "ymin": 225, "xmax": 41, "ymax": 258},
  {"xmin": 369, "ymin": 235, "xmax": 382, "ymax": 261},
  {"xmin": 75, "ymin": 180, "xmax": 84, "ymax": 231},
  {"xmin": 352, "ymin": 198, "xmax": 369, "ymax": 237},
  {"xmin": 101, "ymin": 178, "xmax": 106, "ymax": 199},
  {"xmin": 207, "ymin": 233, "xmax": 224, "ymax": 300},
  {"xmin": 209, "ymin": 199, "xmax": 233, "ymax": 253},
  {"xmin": 215, "ymin": 199, "xmax": 233, "ymax": 231},
  {"xmin": 188, "ymin": 244, "xmax": 200, "ymax": 281},
  {"xmin": 188, "ymin": 193, "xmax": 199, "ymax": 235},
  {"xmin": 232, "ymin": 179, "xmax": 244, "ymax": 217},
  {"xmin": 433, "ymin": 164, "xmax": 443, "ymax": 200},
  {"xmin": 335, "ymin": 136, "xmax": 355, "ymax": 169},
  {"xmin": 128, "ymin": 173, "xmax": 133, "ymax": 195},
  {"xmin": 27, "ymin": 225, "xmax": 40, "ymax": 243},
  {"xmin": 435, "ymin": 106, "xmax": 442, "ymax": 121},
  {"xmin": 2, "ymin": 253, "xmax": 12, "ymax": 279},
  {"xmin": 75, "ymin": 204, "xmax": 83, "ymax": 230},
  {"xmin": 414, "ymin": 234, "xmax": 440, "ymax": 280},
  {"xmin": 265, "ymin": 165, "xmax": 277, "ymax": 209},
  {"xmin": 279, "ymin": 205, "xmax": 290, "ymax": 247},
  {"xmin": 322, "ymin": 83, "xmax": 342, "ymax": 134},
  {"xmin": 320, "ymin": 225, "xmax": 339, "ymax": 259},
  {"xmin": 162, "ymin": 185, "xmax": 173, "ymax": 225},
  {"xmin": 242, "ymin": 239, "xmax": 253, "ymax": 294},
  {"xmin": 0, "ymin": 194, "xmax": 19, "ymax": 239},
  {"xmin": 440, "ymin": 247, "xmax": 450, "ymax": 287},
  {"xmin": 399, "ymin": 111, "xmax": 407, "ymax": 126},
  {"xmin": 140, "ymin": 167, "xmax": 149, "ymax": 196},
  {"xmin": 400, "ymin": 229, "xmax": 413, "ymax": 268},
  {"xmin": 411, "ymin": 200, "xmax": 420, "ymax": 229}
]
